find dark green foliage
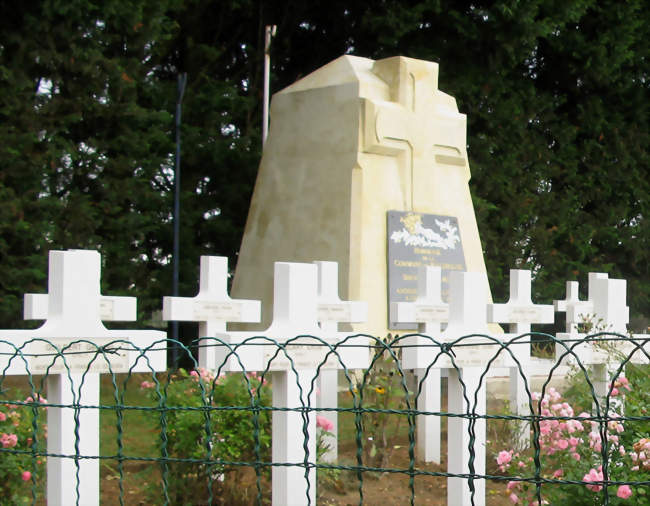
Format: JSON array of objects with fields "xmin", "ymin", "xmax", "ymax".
[
  {"xmin": 0, "ymin": 0, "xmax": 648, "ymax": 330},
  {"xmin": 0, "ymin": 1, "xmax": 178, "ymax": 326}
]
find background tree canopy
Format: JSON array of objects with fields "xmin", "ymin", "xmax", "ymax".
[{"xmin": 0, "ymin": 0, "xmax": 648, "ymax": 331}]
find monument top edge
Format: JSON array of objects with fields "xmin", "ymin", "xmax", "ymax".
[{"xmin": 278, "ymin": 55, "xmax": 440, "ymax": 96}]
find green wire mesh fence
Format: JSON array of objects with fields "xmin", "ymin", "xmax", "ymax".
[{"xmin": 0, "ymin": 332, "xmax": 649, "ymax": 505}]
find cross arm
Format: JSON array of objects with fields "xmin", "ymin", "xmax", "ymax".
[{"xmin": 24, "ymin": 293, "xmax": 137, "ymax": 321}]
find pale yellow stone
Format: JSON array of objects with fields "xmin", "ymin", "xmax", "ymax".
[{"xmin": 232, "ymin": 55, "xmax": 496, "ymax": 337}]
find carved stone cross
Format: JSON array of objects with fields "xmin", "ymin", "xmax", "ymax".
[{"xmin": 363, "ymin": 57, "xmax": 468, "ymax": 210}]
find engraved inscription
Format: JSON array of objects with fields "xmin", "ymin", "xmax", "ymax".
[
  {"xmin": 194, "ymin": 301, "xmax": 243, "ymax": 321},
  {"xmin": 388, "ymin": 211, "xmax": 465, "ymax": 329},
  {"xmin": 318, "ymin": 304, "xmax": 352, "ymax": 322},
  {"xmin": 29, "ymin": 339, "xmax": 129, "ymax": 374},
  {"xmin": 415, "ymin": 305, "xmax": 449, "ymax": 321},
  {"xmin": 264, "ymin": 341, "xmax": 339, "ymax": 371},
  {"xmin": 507, "ymin": 306, "xmax": 544, "ymax": 323}
]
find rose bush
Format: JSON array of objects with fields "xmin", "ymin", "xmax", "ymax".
[
  {"xmin": 493, "ymin": 378, "xmax": 649, "ymax": 505},
  {"xmin": 0, "ymin": 392, "xmax": 47, "ymax": 504}
]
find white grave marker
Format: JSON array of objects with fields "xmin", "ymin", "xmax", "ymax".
[
  {"xmin": 441, "ymin": 271, "xmax": 510, "ymax": 506},
  {"xmin": 390, "ymin": 265, "xmax": 449, "ymax": 463},
  {"xmin": 556, "ymin": 275, "xmax": 633, "ymax": 403},
  {"xmin": 487, "ymin": 269, "xmax": 554, "ymax": 445},
  {"xmin": 0, "ymin": 249, "xmax": 165, "ymax": 506},
  {"xmin": 216, "ymin": 262, "xmax": 369, "ymax": 506},
  {"xmin": 554, "ymin": 272, "xmax": 607, "ymax": 333},
  {"xmin": 162, "ymin": 256, "xmax": 260, "ymax": 369},
  {"xmin": 314, "ymin": 261, "xmax": 367, "ymax": 463}
]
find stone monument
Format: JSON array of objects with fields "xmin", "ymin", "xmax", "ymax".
[{"xmin": 232, "ymin": 55, "xmax": 493, "ymax": 336}]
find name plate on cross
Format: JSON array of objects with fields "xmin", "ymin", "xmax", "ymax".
[
  {"xmin": 505, "ymin": 306, "xmax": 547, "ymax": 323},
  {"xmin": 387, "ymin": 210, "xmax": 465, "ymax": 329},
  {"xmin": 193, "ymin": 301, "xmax": 243, "ymax": 321},
  {"xmin": 317, "ymin": 304, "xmax": 352, "ymax": 322},
  {"xmin": 26, "ymin": 338, "xmax": 130, "ymax": 374},
  {"xmin": 263, "ymin": 338, "xmax": 341, "ymax": 371}
]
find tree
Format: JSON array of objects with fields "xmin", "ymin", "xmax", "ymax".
[
  {"xmin": 0, "ymin": 0, "xmax": 177, "ymax": 327},
  {"xmin": 1, "ymin": 0, "xmax": 648, "ymax": 331}
]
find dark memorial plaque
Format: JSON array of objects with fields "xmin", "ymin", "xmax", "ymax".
[{"xmin": 387, "ymin": 210, "xmax": 466, "ymax": 329}]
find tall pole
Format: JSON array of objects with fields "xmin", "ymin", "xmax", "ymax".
[
  {"xmin": 172, "ymin": 72, "xmax": 187, "ymax": 368},
  {"xmin": 263, "ymin": 25, "xmax": 276, "ymax": 146}
]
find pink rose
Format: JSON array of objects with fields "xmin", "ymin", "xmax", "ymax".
[
  {"xmin": 509, "ymin": 492, "xmax": 519, "ymax": 503},
  {"xmin": 583, "ymin": 468, "xmax": 603, "ymax": 492},
  {"xmin": 21, "ymin": 471, "xmax": 31, "ymax": 481},
  {"xmin": 0, "ymin": 412, "xmax": 5, "ymax": 422},
  {"xmin": 316, "ymin": 415, "xmax": 334, "ymax": 432},
  {"xmin": 617, "ymin": 485, "xmax": 632, "ymax": 499},
  {"xmin": 1, "ymin": 433, "xmax": 17, "ymax": 448},
  {"xmin": 496, "ymin": 450, "xmax": 512, "ymax": 466}
]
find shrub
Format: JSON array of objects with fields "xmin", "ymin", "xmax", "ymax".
[{"xmin": 142, "ymin": 368, "xmax": 272, "ymax": 505}]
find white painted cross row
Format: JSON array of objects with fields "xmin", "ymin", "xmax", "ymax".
[
  {"xmin": 215, "ymin": 262, "xmax": 369, "ymax": 506},
  {"xmin": 487, "ymin": 269, "xmax": 554, "ymax": 446},
  {"xmin": 0, "ymin": 249, "xmax": 166, "ymax": 506},
  {"xmin": 161, "ymin": 255, "xmax": 261, "ymax": 369},
  {"xmin": 390, "ymin": 265, "xmax": 449, "ymax": 464},
  {"xmin": 314, "ymin": 260, "xmax": 367, "ymax": 463}
]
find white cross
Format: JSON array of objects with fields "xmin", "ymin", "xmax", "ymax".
[
  {"xmin": 24, "ymin": 290, "xmax": 136, "ymax": 322},
  {"xmin": 487, "ymin": 269, "xmax": 554, "ymax": 445},
  {"xmin": 216, "ymin": 262, "xmax": 368, "ymax": 506},
  {"xmin": 589, "ymin": 277, "xmax": 632, "ymax": 406},
  {"xmin": 439, "ymin": 270, "xmax": 511, "ymax": 506},
  {"xmin": 162, "ymin": 256, "xmax": 260, "ymax": 369},
  {"xmin": 554, "ymin": 272, "xmax": 608, "ymax": 333},
  {"xmin": 391, "ymin": 265, "xmax": 449, "ymax": 463},
  {"xmin": 556, "ymin": 274, "xmax": 635, "ymax": 413},
  {"xmin": 488, "ymin": 270, "xmax": 554, "ymax": 334},
  {"xmin": 0, "ymin": 250, "xmax": 165, "ymax": 506},
  {"xmin": 314, "ymin": 261, "xmax": 367, "ymax": 463}
]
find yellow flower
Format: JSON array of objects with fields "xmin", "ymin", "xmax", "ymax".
[{"xmin": 375, "ymin": 386, "xmax": 386, "ymax": 395}]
